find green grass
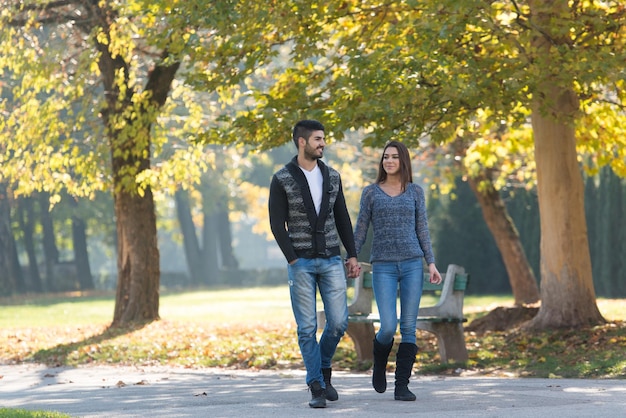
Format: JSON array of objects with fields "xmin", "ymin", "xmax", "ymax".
[
  {"xmin": 160, "ymin": 286, "xmax": 294, "ymax": 324},
  {"xmin": 4, "ymin": 289, "xmax": 622, "ymax": 328},
  {"xmin": 0, "ymin": 293, "xmax": 115, "ymax": 327},
  {"xmin": 0, "ymin": 287, "xmax": 294, "ymax": 328}
]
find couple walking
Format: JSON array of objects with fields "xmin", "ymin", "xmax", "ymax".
[{"xmin": 268, "ymin": 119, "xmax": 442, "ymax": 408}]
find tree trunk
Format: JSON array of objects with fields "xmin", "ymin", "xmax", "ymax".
[
  {"xmin": 17, "ymin": 197, "xmax": 43, "ymax": 292},
  {"xmin": 174, "ymin": 190, "xmax": 204, "ymax": 285},
  {"xmin": 530, "ymin": 99, "xmax": 604, "ymax": 328},
  {"xmin": 10, "ymin": 224, "xmax": 25, "ymax": 293},
  {"xmin": 467, "ymin": 175, "xmax": 540, "ymax": 305},
  {"xmin": 216, "ymin": 203, "xmax": 239, "ymax": 270},
  {"xmin": 527, "ymin": 0, "xmax": 604, "ymax": 329},
  {"xmin": 0, "ymin": 184, "xmax": 19, "ymax": 295},
  {"xmin": 202, "ymin": 210, "xmax": 220, "ymax": 284},
  {"xmin": 72, "ymin": 215, "xmax": 94, "ymax": 290},
  {"xmin": 38, "ymin": 192, "xmax": 59, "ymax": 291},
  {"xmin": 200, "ymin": 178, "xmax": 221, "ymax": 284},
  {"xmin": 112, "ymin": 184, "xmax": 160, "ymax": 324}
]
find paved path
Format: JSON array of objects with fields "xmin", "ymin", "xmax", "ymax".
[{"xmin": 1, "ymin": 364, "xmax": 625, "ymax": 417}]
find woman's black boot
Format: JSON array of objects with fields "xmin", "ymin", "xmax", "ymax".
[
  {"xmin": 372, "ymin": 337, "xmax": 394, "ymax": 393},
  {"xmin": 394, "ymin": 342, "xmax": 418, "ymax": 401}
]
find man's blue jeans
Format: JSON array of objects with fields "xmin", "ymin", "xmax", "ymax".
[
  {"xmin": 372, "ymin": 258, "xmax": 424, "ymax": 345},
  {"xmin": 287, "ymin": 256, "xmax": 348, "ymax": 386}
]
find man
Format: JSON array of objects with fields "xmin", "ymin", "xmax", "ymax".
[{"xmin": 269, "ymin": 119, "xmax": 360, "ymax": 408}]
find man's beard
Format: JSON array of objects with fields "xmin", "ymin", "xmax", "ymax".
[{"xmin": 304, "ymin": 146, "xmax": 323, "ymax": 160}]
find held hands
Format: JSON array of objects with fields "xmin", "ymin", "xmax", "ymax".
[
  {"xmin": 429, "ymin": 263, "xmax": 442, "ymax": 285},
  {"xmin": 345, "ymin": 257, "xmax": 361, "ymax": 278}
]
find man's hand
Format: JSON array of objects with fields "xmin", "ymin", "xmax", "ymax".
[{"xmin": 345, "ymin": 257, "xmax": 361, "ymax": 278}]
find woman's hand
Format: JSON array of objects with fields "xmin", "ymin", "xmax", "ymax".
[{"xmin": 429, "ymin": 263, "xmax": 442, "ymax": 285}]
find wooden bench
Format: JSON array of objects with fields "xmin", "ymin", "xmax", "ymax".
[{"xmin": 317, "ymin": 263, "xmax": 469, "ymax": 363}]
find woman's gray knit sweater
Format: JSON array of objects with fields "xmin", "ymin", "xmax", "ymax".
[{"xmin": 353, "ymin": 182, "xmax": 435, "ymax": 264}]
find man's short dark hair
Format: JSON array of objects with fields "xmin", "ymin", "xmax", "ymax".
[{"xmin": 292, "ymin": 119, "xmax": 325, "ymax": 148}]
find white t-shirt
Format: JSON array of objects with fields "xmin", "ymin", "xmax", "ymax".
[{"xmin": 300, "ymin": 164, "xmax": 323, "ymax": 215}]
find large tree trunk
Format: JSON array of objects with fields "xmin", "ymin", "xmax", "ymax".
[
  {"xmin": 528, "ymin": 0, "xmax": 604, "ymax": 329},
  {"xmin": 104, "ymin": 80, "xmax": 162, "ymax": 323},
  {"xmin": 112, "ymin": 183, "xmax": 161, "ymax": 324},
  {"xmin": 530, "ymin": 96, "xmax": 604, "ymax": 328},
  {"xmin": 467, "ymin": 175, "xmax": 540, "ymax": 305},
  {"xmin": 93, "ymin": 6, "xmax": 180, "ymax": 324}
]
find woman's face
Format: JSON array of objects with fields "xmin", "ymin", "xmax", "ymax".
[{"xmin": 382, "ymin": 146, "xmax": 401, "ymax": 176}]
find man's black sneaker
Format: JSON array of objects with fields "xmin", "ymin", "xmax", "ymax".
[{"xmin": 308, "ymin": 381, "xmax": 327, "ymax": 408}]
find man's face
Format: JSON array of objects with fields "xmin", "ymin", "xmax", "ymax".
[{"xmin": 302, "ymin": 130, "xmax": 325, "ymax": 160}]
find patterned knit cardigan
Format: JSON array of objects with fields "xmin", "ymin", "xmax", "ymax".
[{"xmin": 269, "ymin": 156, "xmax": 357, "ymax": 263}]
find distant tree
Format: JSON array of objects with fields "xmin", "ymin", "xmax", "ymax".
[
  {"xmin": 16, "ymin": 197, "xmax": 43, "ymax": 292},
  {"xmin": 586, "ymin": 168, "xmax": 626, "ymax": 297},
  {"xmin": 173, "ymin": 154, "xmax": 242, "ymax": 285},
  {"xmin": 427, "ymin": 131, "xmax": 540, "ymax": 305},
  {"xmin": 0, "ymin": 183, "xmax": 22, "ymax": 295},
  {"xmin": 505, "ymin": 189, "xmax": 541, "ymax": 282},
  {"xmin": 69, "ymin": 197, "xmax": 95, "ymax": 290},
  {"xmin": 428, "ymin": 178, "xmax": 511, "ymax": 295},
  {"xmin": 38, "ymin": 192, "xmax": 60, "ymax": 290},
  {"xmin": 174, "ymin": 189, "xmax": 205, "ymax": 285}
]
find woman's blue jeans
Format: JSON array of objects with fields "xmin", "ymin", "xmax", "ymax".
[
  {"xmin": 287, "ymin": 256, "xmax": 348, "ymax": 386},
  {"xmin": 372, "ymin": 258, "xmax": 424, "ymax": 345}
]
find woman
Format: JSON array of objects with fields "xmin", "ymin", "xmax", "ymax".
[{"xmin": 353, "ymin": 141, "xmax": 442, "ymax": 401}]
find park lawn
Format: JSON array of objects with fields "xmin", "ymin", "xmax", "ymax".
[
  {"xmin": 0, "ymin": 287, "xmax": 294, "ymax": 327},
  {"xmin": 1, "ymin": 287, "xmax": 625, "ymax": 378}
]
